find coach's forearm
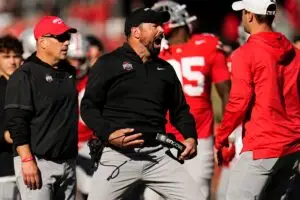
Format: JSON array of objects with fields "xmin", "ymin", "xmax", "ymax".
[
  {"xmin": 16, "ymin": 144, "xmax": 33, "ymax": 160},
  {"xmin": 5, "ymin": 108, "xmax": 32, "ymax": 146}
]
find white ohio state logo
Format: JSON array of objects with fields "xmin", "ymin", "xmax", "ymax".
[
  {"xmin": 122, "ymin": 61, "xmax": 133, "ymax": 71},
  {"xmin": 52, "ymin": 18, "xmax": 63, "ymax": 24}
]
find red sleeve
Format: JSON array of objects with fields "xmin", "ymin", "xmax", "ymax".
[
  {"xmin": 215, "ymin": 48, "xmax": 253, "ymax": 150},
  {"xmin": 211, "ymin": 50, "xmax": 231, "ymax": 83}
]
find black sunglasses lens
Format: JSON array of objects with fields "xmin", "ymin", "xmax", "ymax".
[{"xmin": 56, "ymin": 34, "xmax": 71, "ymax": 42}]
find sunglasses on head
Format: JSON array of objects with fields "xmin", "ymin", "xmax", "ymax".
[{"xmin": 43, "ymin": 33, "xmax": 71, "ymax": 42}]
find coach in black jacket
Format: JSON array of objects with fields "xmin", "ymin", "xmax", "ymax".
[
  {"xmin": 81, "ymin": 8, "xmax": 202, "ymax": 200},
  {"xmin": 5, "ymin": 16, "xmax": 78, "ymax": 200}
]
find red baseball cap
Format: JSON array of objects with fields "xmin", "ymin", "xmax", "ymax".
[{"xmin": 34, "ymin": 16, "xmax": 77, "ymax": 40}]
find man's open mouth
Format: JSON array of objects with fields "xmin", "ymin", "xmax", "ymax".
[{"xmin": 154, "ymin": 35, "xmax": 163, "ymax": 48}]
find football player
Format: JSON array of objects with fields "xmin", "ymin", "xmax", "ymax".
[
  {"xmin": 67, "ymin": 32, "xmax": 93, "ymax": 200},
  {"xmin": 19, "ymin": 28, "xmax": 36, "ymax": 59},
  {"xmin": 85, "ymin": 35, "xmax": 105, "ymax": 67},
  {"xmin": 216, "ymin": 24, "xmax": 248, "ymax": 200}
]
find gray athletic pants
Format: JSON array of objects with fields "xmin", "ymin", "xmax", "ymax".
[
  {"xmin": 88, "ymin": 145, "xmax": 203, "ymax": 200},
  {"xmin": 0, "ymin": 180, "xmax": 21, "ymax": 200},
  {"xmin": 76, "ymin": 142, "xmax": 93, "ymax": 195},
  {"xmin": 216, "ymin": 125, "xmax": 243, "ymax": 200},
  {"xmin": 216, "ymin": 167, "xmax": 230, "ymax": 200},
  {"xmin": 226, "ymin": 151, "xmax": 300, "ymax": 200},
  {"xmin": 144, "ymin": 137, "xmax": 214, "ymax": 200},
  {"xmin": 14, "ymin": 156, "xmax": 76, "ymax": 200}
]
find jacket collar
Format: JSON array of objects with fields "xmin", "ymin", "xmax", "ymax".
[
  {"xmin": 26, "ymin": 53, "xmax": 70, "ymax": 71},
  {"xmin": 121, "ymin": 43, "xmax": 144, "ymax": 64},
  {"xmin": 120, "ymin": 43, "xmax": 160, "ymax": 64}
]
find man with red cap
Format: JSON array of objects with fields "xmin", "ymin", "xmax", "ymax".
[{"xmin": 4, "ymin": 16, "xmax": 78, "ymax": 200}]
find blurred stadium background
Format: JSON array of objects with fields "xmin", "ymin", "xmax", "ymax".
[
  {"xmin": 1, "ymin": 0, "xmax": 299, "ymax": 121},
  {"xmin": 0, "ymin": 0, "xmax": 299, "ymax": 53}
]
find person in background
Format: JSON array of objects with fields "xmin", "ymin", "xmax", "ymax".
[
  {"xmin": 216, "ymin": 23, "xmax": 248, "ymax": 200},
  {"xmin": 19, "ymin": 28, "xmax": 36, "ymax": 60},
  {"xmin": 294, "ymin": 35, "xmax": 300, "ymax": 49},
  {"xmin": 86, "ymin": 35, "xmax": 105, "ymax": 67},
  {"xmin": 67, "ymin": 32, "xmax": 93, "ymax": 200},
  {"xmin": 0, "ymin": 35, "xmax": 23, "ymax": 200},
  {"xmin": 68, "ymin": 32, "xmax": 90, "ymax": 79}
]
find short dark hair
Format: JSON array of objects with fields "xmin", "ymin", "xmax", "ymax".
[
  {"xmin": 124, "ymin": 7, "xmax": 170, "ymax": 37},
  {"xmin": 0, "ymin": 35, "xmax": 23, "ymax": 55},
  {"xmin": 254, "ymin": 4, "xmax": 276, "ymax": 26},
  {"xmin": 125, "ymin": 24, "xmax": 141, "ymax": 38},
  {"xmin": 293, "ymin": 35, "xmax": 300, "ymax": 43},
  {"xmin": 125, "ymin": 27, "xmax": 131, "ymax": 37},
  {"xmin": 166, "ymin": 25, "xmax": 190, "ymax": 40},
  {"xmin": 86, "ymin": 35, "xmax": 104, "ymax": 52}
]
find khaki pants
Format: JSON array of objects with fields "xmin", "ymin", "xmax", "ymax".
[
  {"xmin": 216, "ymin": 125, "xmax": 243, "ymax": 200},
  {"xmin": 0, "ymin": 180, "xmax": 20, "ymax": 200},
  {"xmin": 88, "ymin": 145, "xmax": 202, "ymax": 200},
  {"xmin": 144, "ymin": 137, "xmax": 214, "ymax": 200},
  {"xmin": 216, "ymin": 167, "xmax": 230, "ymax": 200},
  {"xmin": 14, "ymin": 156, "xmax": 76, "ymax": 200},
  {"xmin": 226, "ymin": 151, "xmax": 300, "ymax": 200},
  {"xmin": 76, "ymin": 142, "xmax": 93, "ymax": 195}
]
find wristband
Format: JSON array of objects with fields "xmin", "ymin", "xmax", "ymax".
[{"xmin": 21, "ymin": 156, "xmax": 34, "ymax": 163}]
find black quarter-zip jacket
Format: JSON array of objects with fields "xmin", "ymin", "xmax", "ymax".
[
  {"xmin": 81, "ymin": 43, "xmax": 197, "ymax": 141},
  {"xmin": 5, "ymin": 54, "xmax": 78, "ymax": 160}
]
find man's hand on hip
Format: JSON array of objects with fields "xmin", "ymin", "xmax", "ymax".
[
  {"xmin": 179, "ymin": 138, "xmax": 197, "ymax": 160},
  {"xmin": 108, "ymin": 128, "xmax": 144, "ymax": 149},
  {"xmin": 22, "ymin": 160, "xmax": 41, "ymax": 190}
]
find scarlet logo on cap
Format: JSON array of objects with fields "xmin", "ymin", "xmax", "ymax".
[{"xmin": 52, "ymin": 18, "xmax": 63, "ymax": 24}]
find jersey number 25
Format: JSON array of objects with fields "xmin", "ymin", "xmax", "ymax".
[{"xmin": 167, "ymin": 56, "xmax": 205, "ymax": 96}]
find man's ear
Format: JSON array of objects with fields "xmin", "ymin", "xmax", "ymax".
[
  {"xmin": 38, "ymin": 37, "xmax": 47, "ymax": 49},
  {"xmin": 131, "ymin": 27, "xmax": 141, "ymax": 39},
  {"xmin": 248, "ymin": 12, "xmax": 254, "ymax": 23}
]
